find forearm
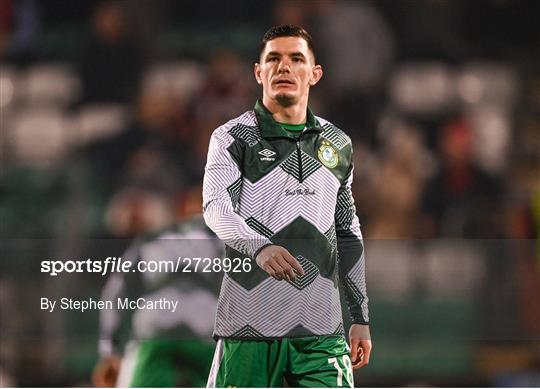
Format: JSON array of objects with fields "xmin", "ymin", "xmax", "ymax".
[
  {"xmin": 338, "ymin": 231, "xmax": 369, "ymax": 325},
  {"xmin": 203, "ymin": 200, "xmax": 272, "ymax": 258}
]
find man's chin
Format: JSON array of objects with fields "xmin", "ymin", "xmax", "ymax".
[{"xmin": 275, "ymin": 93, "xmax": 296, "ymax": 107}]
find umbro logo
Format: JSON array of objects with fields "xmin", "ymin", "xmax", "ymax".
[
  {"xmin": 258, "ymin": 149, "xmax": 276, "ymax": 161},
  {"xmin": 259, "ymin": 149, "xmax": 276, "ymax": 157}
]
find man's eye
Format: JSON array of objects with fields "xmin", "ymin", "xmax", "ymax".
[{"xmin": 268, "ymin": 57, "xmax": 278, "ymax": 62}]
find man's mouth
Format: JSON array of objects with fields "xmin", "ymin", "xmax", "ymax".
[{"xmin": 274, "ymin": 79, "xmax": 295, "ymax": 85}]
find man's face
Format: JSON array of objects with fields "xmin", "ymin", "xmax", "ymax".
[{"xmin": 255, "ymin": 37, "xmax": 322, "ymax": 107}]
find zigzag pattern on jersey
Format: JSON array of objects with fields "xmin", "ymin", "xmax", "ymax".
[
  {"xmin": 332, "ymin": 322, "xmax": 345, "ymax": 336},
  {"xmin": 206, "ymin": 111, "xmax": 368, "ymax": 336},
  {"xmin": 227, "ymin": 178, "xmax": 242, "ymax": 209},
  {"xmin": 344, "ymin": 276, "xmax": 367, "ymax": 322},
  {"xmin": 321, "ymin": 122, "xmax": 351, "ymax": 150},
  {"xmin": 238, "ymin": 166, "xmax": 340, "ymax": 235},
  {"xmin": 245, "ymin": 217, "xmax": 274, "ymax": 238},
  {"xmin": 335, "ymin": 188, "xmax": 355, "ymax": 230},
  {"xmin": 288, "ymin": 255, "xmax": 319, "ymax": 290},
  {"xmin": 228, "ymin": 123, "xmax": 261, "ymax": 147},
  {"xmin": 280, "ymin": 150, "xmax": 321, "ymax": 182},
  {"xmin": 140, "ymin": 229, "xmax": 220, "ymax": 279},
  {"xmin": 231, "ymin": 325, "xmax": 264, "ymax": 338},
  {"xmin": 219, "ymin": 110, "xmax": 258, "ymax": 134},
  {"xmin": 214, "ymin": 273, "xmax": 343, "ymax": 338},
  {"xmin": 324, "ymin": 225, "xmax": 337, "ymax": 254},
  {"xmin": 346, "ymin": 253, "xmax": 369, "ymax": 322}
]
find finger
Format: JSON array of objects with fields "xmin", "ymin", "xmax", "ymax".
[
  {"xmin": 349, "ymin": 338, "xmax": 359, "ymax": 364},
  {"xmin": 275, "ymin": 256, "xmax": 296, "ymax": 281},
  {"xmin": 351, "ymin": 348, "xmax": 365, "ymax": 369},
  {"xmin": 361, "ymin": 341, "xmax": 371, "ymax": 365},
  {"xmin": 267, "ymin": 260, "xmax": 285, "ymax": 281},
  {"xmin": 263, "ymin": 261, "xmax": 277, "ymax": 278},
  {"xmin": 353, "ymin": 341, "xmax": 372, "ymax": 369},
  {"xmin": 282, "ymin": 252, "xmax": 304, "ymax": 276},
  {"xmin": 284, "ymin": 266, "xmax": 296, "ymax": 282},
  {"xmin": 272, "ymin": 264, "xmax": 287, "ymax": 281}
]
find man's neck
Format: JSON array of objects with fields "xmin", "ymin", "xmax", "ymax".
[{"xmin": 262, "ymin": 96, "xmax": 308, "ymax": 125}]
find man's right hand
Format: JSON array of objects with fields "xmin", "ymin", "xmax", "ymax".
[
  {"xmin": 92, "ymin": 355, "xmax": 121, "ymax": 387},
  {"xmin": 255, "ymin": 245, "xmax": 304, "ymax": 282}
]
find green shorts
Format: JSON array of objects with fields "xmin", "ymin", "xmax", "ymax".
[
  {"xmin": 117, "ymin": 339, "xmax": 215, "ymax": 387},
  {"xmin": 206, "ymin": 335, "xmax": 354, "ymax": 388}
]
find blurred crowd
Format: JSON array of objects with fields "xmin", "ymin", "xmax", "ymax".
[{"xmin": 1, "ymin": 0, "xmax": 539, "ymax": 386}]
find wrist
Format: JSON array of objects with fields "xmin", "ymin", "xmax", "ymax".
[
  {"xmin": 349, "ymin": 323, "xmax": 371, "ymax": 340},
  {"xmin": 253, "ymin": 243, "xmax": 274, "ymax": 260}
]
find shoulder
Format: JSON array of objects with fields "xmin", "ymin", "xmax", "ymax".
[
  {"xmin": 212, "ymin": 111, "xmax": 258, "ymax": 136},
  {"xmin": 209, "ymin": 111, "xmax": 261, "ymax": 149},
  {"xmin": 316, "ymin": 116, "xmax": 353, "ymax": 151}
]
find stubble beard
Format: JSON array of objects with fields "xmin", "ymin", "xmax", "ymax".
[{"xmin": 275, "ymin": 93, "xmax": 296, "ymax": 108}]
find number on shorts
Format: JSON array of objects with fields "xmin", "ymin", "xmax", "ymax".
[{"xmin": 328, "ymin": 355, "xmax": 353, "ymax": 387}]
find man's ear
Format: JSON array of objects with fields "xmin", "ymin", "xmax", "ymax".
[
  {"xmin": 254, "ymin": 63, "xmax": 262, "ymax": 85},
  {"xmin": 309, "ymin": 65, "xmax": 323, "ymax": 86}
]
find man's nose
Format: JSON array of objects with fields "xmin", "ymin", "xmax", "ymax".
[{"xmin": 277, "ymin": 59, "xmax": 291, "ymax": 73}]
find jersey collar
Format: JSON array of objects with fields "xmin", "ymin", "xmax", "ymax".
[{"xmin": 254, "ymin": 99, "xmax": 323, "ymax": 139}]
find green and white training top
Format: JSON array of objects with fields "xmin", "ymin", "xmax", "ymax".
[
  {"xmin": 203, "ymin": 100, "xmax": 369, "ymax": 340},
  {"xmin": 98, "ymin": 217, "xmax": 223, "ymax": 357}
]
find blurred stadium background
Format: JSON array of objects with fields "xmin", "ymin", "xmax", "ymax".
[{"xmin": 1, "ymin": 0, "xmax": 539, "ymax": 386}]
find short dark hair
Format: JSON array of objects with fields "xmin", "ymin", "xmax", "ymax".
[{"xmin": 260, "ymin": 24, "xmax": 316, "ymax": 61}]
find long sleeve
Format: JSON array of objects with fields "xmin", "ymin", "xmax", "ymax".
[
  {"xmin": 336, "ymin": 162, "xmax": 369, "ymax": 325},
  {"xmin": 202, "ymin": 127, "xmax": 272, "ymax": 258}
]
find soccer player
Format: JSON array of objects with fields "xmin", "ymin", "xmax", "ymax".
[
  {"xmin": 202, "ymin": 25, "xmax": 371, "ymax": 387},
  {"xmin": 92, "ymin": 216, "xmax": 222, "ymax": 387}
]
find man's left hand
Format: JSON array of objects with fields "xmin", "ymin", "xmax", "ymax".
[{"xmin": 349, "ymin": 324, "xmax": 371, "ymax": 369}]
